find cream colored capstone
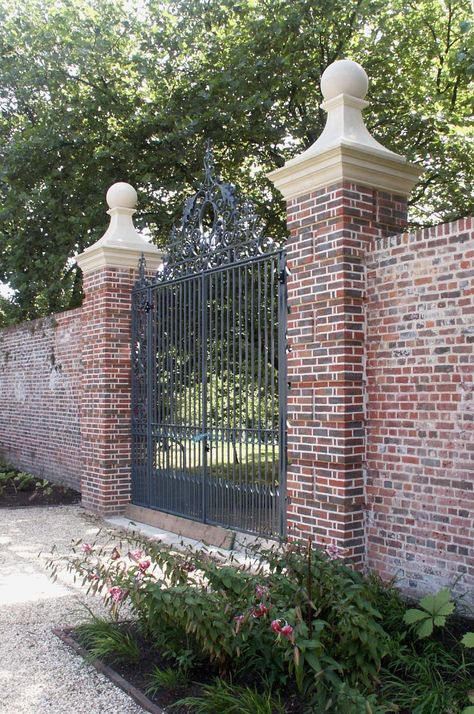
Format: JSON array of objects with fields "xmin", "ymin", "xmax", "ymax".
[
  {"xmin": 76, "ymin": 182, "xmax": 163, "ymax": 273},
  {"xmin": 268, "ymin": 59, "xmax": 422, "ymax": 199}
]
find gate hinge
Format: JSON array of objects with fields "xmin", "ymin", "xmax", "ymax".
[
  {"xmin": 278, "ymin": 266, "xmax": 290, "ymax": 284},
  {"xmin": 144, "ymin": 300, "xmax": 153, "ymax": 313}
]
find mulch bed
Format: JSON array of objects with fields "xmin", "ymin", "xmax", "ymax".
[
  {"xmin": 54, "ymin": 627, "xmax": 210, "ymax": 714},
  {"xmin": 0, "ymin": 481, "xmax": 81, "ymax": 508},
  {"xmin": 54, "ymin": 625, "xmax": 307, "ymax": 713}
]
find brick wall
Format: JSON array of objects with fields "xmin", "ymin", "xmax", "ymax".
[
  {"xmin": 80, "ymin": 267, "xmax": 136, "ymax": 514},
  {"xmin": 366, "ymin": 217, "xmax": 474, "ymax": 601},
  {"xmin": 0, "ymin": 309, "xmax": 83, "ymax": 491},
  {"xmin": 285, "ymin": 181, "xmax": 408, "ymax": 564}
]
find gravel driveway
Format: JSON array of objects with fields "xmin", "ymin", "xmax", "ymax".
[{"xmin": 0, "ymin": 504, "xmax": 145, "ymax": 714}]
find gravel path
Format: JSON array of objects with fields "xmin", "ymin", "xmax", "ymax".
[{"xmin": 0, "ymin": 505, "xmax": 145, "ymax": 714}]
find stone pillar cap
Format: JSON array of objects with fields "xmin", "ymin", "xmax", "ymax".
[
  {"xmin": 268, "ymin": 59, "xmax": 423, "ymax": 199},
  {"xmin": 77, "ymin": 182, "xmax": 162, "ymax": 273}
]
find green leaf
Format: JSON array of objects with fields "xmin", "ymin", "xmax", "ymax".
[
  {"xmin": 432, "ymin": 589, "xmax": 454, "ymax": 613},
  {"xmin": 416, "ymin": 618, "xmax": 434, "ymax": 638},
  {"xmin": 436, "ymin": 601, "xmax": 455, "ymax": 617},
  {"xmin": 461, "ymin": 632, "xmax": 474, "ymax": 648},
  {"xmin": 419, "ymin": 594, "xmax": 436, "ymax": 612},
  {"xmin": 404, "ymin": 609, "xmax": 430, "ymax": 624}
]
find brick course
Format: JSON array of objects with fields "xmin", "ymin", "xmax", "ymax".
[
  {"xmin": 0, "ymin": 309, "xmax": 82, "ymax": 490},
  {"xmin": 366, "ymin": 217, "xmax": 474, "ymax": 601}
]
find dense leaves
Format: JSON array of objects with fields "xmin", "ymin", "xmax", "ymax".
[{"xmin": 1, "ymin": 0, "xmax": 472, "ymax": 323}]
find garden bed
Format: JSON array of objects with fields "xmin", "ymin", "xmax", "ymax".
[
  {"xmin": 0, "ymin": 464, "xmax": 81, "ymax": 507},
  {"xmin": 46, "ymin": 535, "xmax": 474, "ymax": 714},
  {"xmin": 54, "ymin": 622, "xmax": 307, "ymax": 713}
]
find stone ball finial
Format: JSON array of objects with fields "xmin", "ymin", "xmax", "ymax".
[
  {"xmin": 321, "ymin": 59, "xmax": 368, "ymax": 101},
  {"xmin": 106, "ymin": 182, "xmax": 138, "ymax": 210}
]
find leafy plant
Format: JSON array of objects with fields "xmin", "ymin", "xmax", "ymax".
[
  {"xmin": 381, "ymin": 637, "xmax": 474, "ymax": 714},
  {"xmin": 13, "ymin": 473, "xmax": 36, "ymax": 491},
  {"xmin": 462, "ymin": 633, "xmax": 474, "ymax": 649},
  {"xmin": 403, "ymin": 589, "xmax": 455, "ymax": 638},
  {"xmin": 173, "ymin": 679, "xmax": 285, "ymax": 714},
  {"xmin": 146, "ymin": 666, "xmax": 188, "ymax": 695},
  {"xmin": 75, "ymin": 616, "xmax": 141, "ymax": 665}
]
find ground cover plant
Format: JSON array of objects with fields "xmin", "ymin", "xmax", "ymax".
[
  {"xmin": 0, "ymin": 462, "xmax": 80, "ymax": 507},
  {"xmin": 47, "ymin": 536, "xmax": 474, "ymax": 713}
]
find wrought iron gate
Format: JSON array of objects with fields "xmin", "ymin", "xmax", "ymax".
[{"xmin": 131, "ymin": 146, "xmax": 287, "ymax": 538}]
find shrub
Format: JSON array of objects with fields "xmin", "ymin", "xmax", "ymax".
[
  {"xmin": 48, "ymin": 535, "xmax": 389, "ymax": 704},
  {"xmin": 47, "ymin": 536, "xmax": 474, "ymax": 713}
]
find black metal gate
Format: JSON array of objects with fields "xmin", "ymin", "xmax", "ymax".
[{"xmin": 131, "ymin": 146, "xmax": 287, "ymax": 538}]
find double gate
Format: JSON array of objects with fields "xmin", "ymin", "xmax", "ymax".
[{"xmin": 131, "ymin": 146, "xmax": 287, "ymax": 538}]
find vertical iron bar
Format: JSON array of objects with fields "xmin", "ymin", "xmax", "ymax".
[
  {"xmin": 201, "ymin": 272, "xmax": 208, "ymax": 523},
  {"xmin": 226, "ymin": 268, "xmax": 231, "ymax": 525},
  {"xmin": 146, "ymin": 285, "xmax": 154, "ymax": 507},
  {"xmin": 278, "ymin": 250, "xmax": 288, "ymax": 539},
  {"xmin": 263, "ymin": 260, "xmax": 269, "ymax": 535},
  {"xmin": 257, "ymin": 261, "xmax": 262, "ymax": 535}
]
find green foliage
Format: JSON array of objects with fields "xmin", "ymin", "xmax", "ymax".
[
  {"xmin": 404, "ymin": 589, "xmax": 455, "ymax": 638},
  {"xmin": 462, "ymin": 633, "xmax": 474, "ymax": 648},
  {"xmin": 12, "ymin": 472, "xmax": 36, "ymax": 491},
  {"xmin": 380, "ymin": 637, "xmax": 474, "ymax": 714},
  {"xmin": 48, "ymin": 535, "xmax": 390, "ymax": 706},
  {"xmin": 75, "ymin": 616, "xmax": 141, "ymax": 665},
  {"xmin": 0, "ymin": 0, "xmax": 472, "ymax": 324},
  {"xmin": 47, "ymin": 539, "xmax": 474, "ymax": 713},
  {"xmin": 0, "ymin": 464, "xmax": 55, "ymax": 498},
  {"xmin": 146, "ymin": 666, "xmax": 188, "ymax": 695},
  {"xmin": 331, "ymin": 683, "xmax": 393, "ymax": 714},
  {"xmin": 173, "ymin": 678, "xmax": 285, "ymax": 714}
]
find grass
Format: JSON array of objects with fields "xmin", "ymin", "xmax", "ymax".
[
  {"xmin": 75, "ymin": 617, "xmax": 141, "ymax": 665},
  {"xmin": 155, "ymin": 439, "xmax": 280, "ymax": 485},
  {"xmin": 146, "ymin": 666, "xmax": 189, "ymax": 695},
  {"xmin": 173, "ymin": 679, "xmax": 286, "ymax": 714}
]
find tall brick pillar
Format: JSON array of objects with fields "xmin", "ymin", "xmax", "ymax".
[
  {"xmin": 268, "ymin": 60, "xmax": 422, "ymax": 563},
  {"xmin": 76, "ymin": 183, "xmax": 162, "ymax": 515}
]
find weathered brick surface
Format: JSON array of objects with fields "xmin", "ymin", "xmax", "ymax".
[
  {"xmin": 366, "ymin": 217, "xmax": 474, "ymax": 600},
  {"xmin": 80, "ymin": 267, "xmax": 136, "ymax": 515},
  {"xmin": 0, "ymin": 309, "xmax": 82, "ymax": 490},
  {"xmin": 286, "ymin": 182, "xmax": 408, "ymax": 564}
]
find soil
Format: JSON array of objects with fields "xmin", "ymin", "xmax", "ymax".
[
  {"xmin": 60, "ymin": 625, "xmax": 307, "ymax": 714},
  {"xmin": 0, "ymin": 481, "xmax": 81, "ymax": 508}
]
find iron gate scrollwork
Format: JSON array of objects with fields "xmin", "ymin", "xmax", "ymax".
[{"xmin": 131, "ymin": 143, "xmax": 287, "ymax": 538}]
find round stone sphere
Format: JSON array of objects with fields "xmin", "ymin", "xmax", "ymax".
[
  {"xmin": 106, "ymin": 182, "xmax": 137, "ymax": 209},
  {"xmin": 320, "ymin": 59, "xmax": 368, "ymax": 101}
]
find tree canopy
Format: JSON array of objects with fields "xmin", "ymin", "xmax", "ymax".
[{"xmin": 0, "ymin": 0, "xmax": 472, "ymax": 324}]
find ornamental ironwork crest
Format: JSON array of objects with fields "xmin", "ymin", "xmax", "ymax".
[{"xmin": 137, "ymin": 141, "xmax": 275, "ymax": 284}]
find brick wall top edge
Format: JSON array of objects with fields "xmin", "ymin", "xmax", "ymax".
[
  {"xmin": 368, "ymin": 216, "xmax": 473, "ymax": 256},
  {"xmin": 0, "ymin": 306, "xmax": 83, "ymax": 337}
]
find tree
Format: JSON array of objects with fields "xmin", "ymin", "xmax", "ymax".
[{"xmin": 0, "ymin": 0, "xmax": 472, "ymax": 324}]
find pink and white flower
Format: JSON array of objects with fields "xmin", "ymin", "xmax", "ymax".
[
  {"xmin": 281, "ymin": 624, "xmax": 294, "ymax": 641},
  {"xmin": 138, "ymin": 558, "xmax": 151, "ymax": 572},
  {"xmin": 325, "ymin": 542, "xmax": 346, "ymax": 560},
  {"xmin": 81, "ymin": 543, "xmax": 94, "ymax": 554},
  {"xmin": 252, "ymin": 602, "xmax": 271, "ymax": 618},
  {"xmin": 271, "ymin": 619, "xmax": 294, "ymax": 640},
  {"xmin": 108, "ymin": 586, "xmax": 128, "ymax": 603}
]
